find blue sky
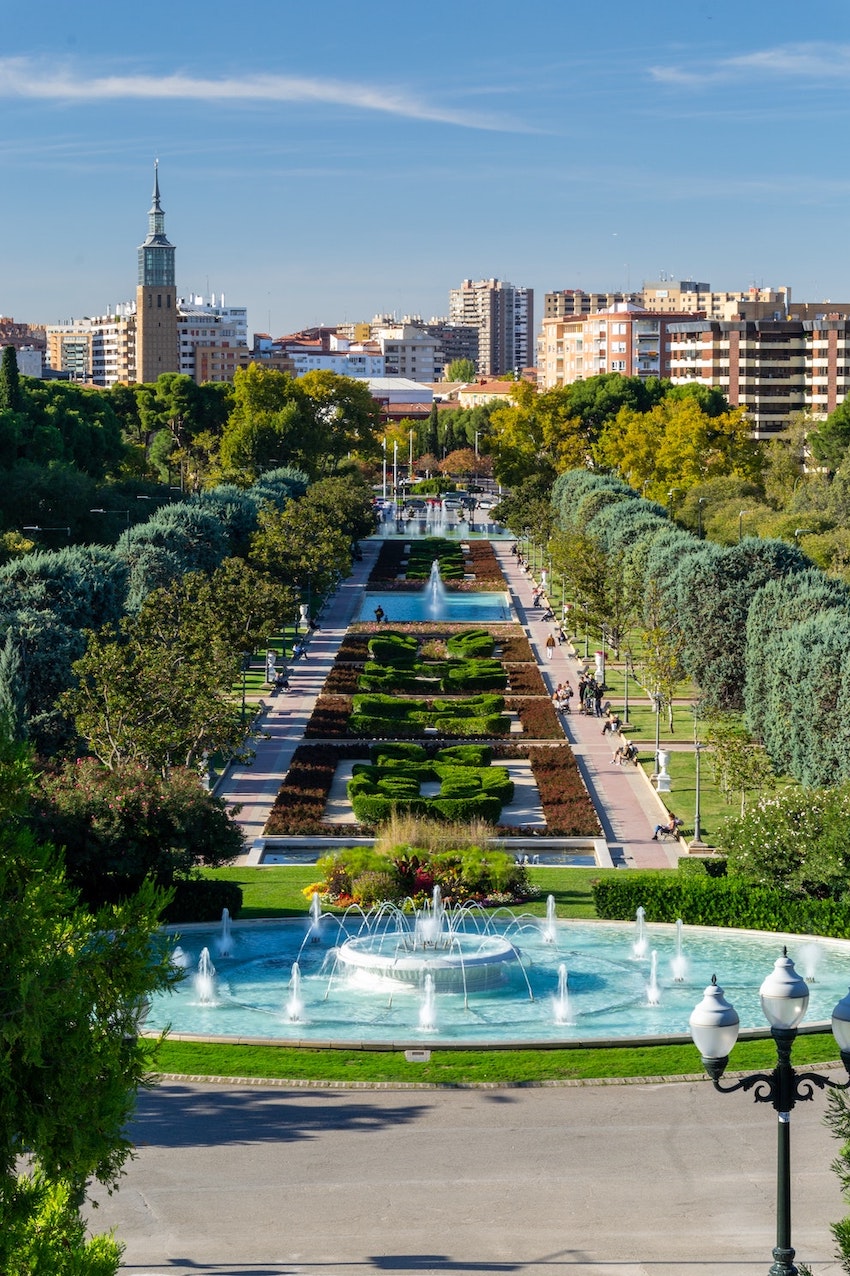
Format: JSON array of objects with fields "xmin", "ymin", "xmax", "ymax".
[{"xmin": 3, "ymin": 0, "xmax": 850, "ymax": 339}]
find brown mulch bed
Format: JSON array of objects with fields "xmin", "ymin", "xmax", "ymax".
[
  {"xmin": 505, "ymin": 697, "xmax": 564, "ymax": 740},
  {"xmin": 504, "ymin": 663, "xmax": 548, "ymax": 695}
]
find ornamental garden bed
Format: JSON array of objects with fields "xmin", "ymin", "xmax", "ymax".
[
  {"xmin": 263, "ymin": 742, "xmax": 599, "ymax": 837},
  {"xmin": 305, "ymin": 693, "xmax": 563, "ymax": 740},
  {"xmin": 367, "ymin": 535, "xmax": 506, "ymax": 591},
  {"xmin": 348, "ymin": 742, "xmax": 513, "ymax": 824}
]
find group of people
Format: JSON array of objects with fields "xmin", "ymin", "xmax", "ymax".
[
  {"xmin": 551, "ymin": 682, "xmax": 573, "ymax": 712},
  {"xmin": 576, "ymin": 669, "xmax": 606, "ymax": 717}
]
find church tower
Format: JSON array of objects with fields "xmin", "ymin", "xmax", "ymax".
[{"xmin": 136, "ymin": 161, "xmax": 179, "ymax": 383}]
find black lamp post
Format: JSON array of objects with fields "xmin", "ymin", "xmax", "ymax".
[
  {"xmin": 622, "ymin": 651, "xmax": 632, "ymax": 727},
  {"xmin": 697, "ymin": 497, "xmax": 705, "ymax": 539},
  {"xmin": 690, "ymin": 954, "xmax": 850, "ymax": 1276},
  {"xmin": 240, "ymin": 652, "xmax": 251, "ymax": 727},
  {"xmin": 582, "ymin": 601, "xmax": 589, "ymax": 660}
]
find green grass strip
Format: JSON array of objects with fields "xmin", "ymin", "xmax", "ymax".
[{"xmin": 152, "ymin": 1033, "xmax": 842, "ymax": 1086}]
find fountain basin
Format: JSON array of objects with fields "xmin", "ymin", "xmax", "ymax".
[
  {"xmin": 147, "ymin": 917, "xmax": 850, "ymax": 1048},
  {"xmin": 358, "ymin": 590, "xmax": 513, "ymax": 624},
  {"xmin": 335, "ymin": 932, "xmax": 518, "ymax": 991}
]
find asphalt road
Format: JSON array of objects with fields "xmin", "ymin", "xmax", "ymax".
[{"xmin": 88, "ymin": 1076, "xmax": 848, "ymax": 1276}]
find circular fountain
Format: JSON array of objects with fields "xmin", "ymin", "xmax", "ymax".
[{"xmin": 149, "ymin": 901, "xmax": 850, "ymax": 1048}]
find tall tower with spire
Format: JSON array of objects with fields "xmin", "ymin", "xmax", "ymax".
[{"xmin": 135, "ymin": 161, "xmax": 179, "ymax": 383}]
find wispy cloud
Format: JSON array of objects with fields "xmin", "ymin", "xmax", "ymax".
[
  {"xmin": 0, "ymin": 57, "xmax": 528, "ymax": 132},
  {"xmin": 650, "ymin": 42, "xmax": 850, "ymax": 87}
]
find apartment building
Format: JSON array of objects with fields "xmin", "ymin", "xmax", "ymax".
[
  {"xmin": 668, "ymin": 316, "xmax": 850, "ymax": 437},
  {"xmin": 448, "ymin": 279, "xmax": 534, "ymax": 377},
  {"xmin": 537, "ymin": 304, "xmax": 691, "ymax": 390}
]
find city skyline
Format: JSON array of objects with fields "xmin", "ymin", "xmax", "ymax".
[{"xmin": 3, "ymin": 0, "xmax": 850, "ymax": 338}]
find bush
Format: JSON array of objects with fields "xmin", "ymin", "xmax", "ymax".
[
  {"xmin": 162, "ymin": 877, "xmax": 243, "ymax": 923},
  {"xmin": 351, "ymin": 870, "xmax": 403, "ymax": 906},
  {"xmin": 678, "ymin": 856, "xmax": 728, "ymax": 878},
  {"xmin": 370, "ymin": 742, "xmax": 428, "ymax": 764},
  {"xmin": 436, "ymin": 744, "xmax": 493, "ymax": 766},
  {"xmin": 592, "ymin": 871, "xmax": 850, "ymax": 938}
]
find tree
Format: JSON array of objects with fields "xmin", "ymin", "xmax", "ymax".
[
  {"xmin": 639, "ymin": 579, "xmax": 687, "ymax": 731},
  {"xmin": 594, "ymin": 396, "xmax": 760, "ymax": 499},
  {"xmin": 446, "ymin": 358, "xmax": 475, "ymax": 382},
  {"xmin": 809, "ymin": 398, "xmax": 850, "ymax": 471},
  {"xmin": 249, "ymin": 497, "xmax": 353, "ymax": 602},
  {"xmin": 0, "ymin": 345, "xmax": 21, "ymax": 412},
  {"xmin": 704, "ymin": 710, "xmax": 776, "ymax": 815},
  {"xmin": 34, "ymin": 758, "xmax": 244, "ymax": 906},
  {"xmin": 438, "ymin": 448, "xmax": 478, "ymax": 479},
  {"xmin": 218, "ymin": 364, "xmax": 310, "ymax": 480},
  {"xmin": 63, "ymin": 558, "xmax": 278, "ymax": 774},
  {"xmin": 298, "ymin": 370, "xmax": 383, "ymax": 474},
  {"xmin": 0, "ymin": 733, "xmax": 177, "ymax": 1272}
]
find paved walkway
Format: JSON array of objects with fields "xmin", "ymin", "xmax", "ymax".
[
  {"xmin": 494, "ymin": 545, "xmax": 682, "ymax": 870},
  {"xmin": 217, "ymin": 536, "xmax": 684, "ymax": 868}
]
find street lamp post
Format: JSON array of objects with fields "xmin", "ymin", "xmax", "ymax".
[
  {"xmin": 739, "ymin": 509, "xmax": 749, "ymax": 542},
  {"xmin": 793, "ymin": 528, "xmax": 811, "ymax": 546},
  {"xmin": 691, "ymin": 701, "xmax": 706, "ymax": 849},
  {"xmin": 90, "ymin": 507, "xmax": 131, "ymax": 528},
  {"xmin": 240, "ymin": 652, "xmax": 251, "ymax": 727},
  {"xmin": 651, "ymin": 690, "xmax": 663, "ymax": 780},
  {"xmin": 690, "ymin": 955, "xmax": 850, "ymax": 1276},
  {"xmin": 582, "ymin": 601, "xmax": 589, "ymax": 660},
  {"xmin": 697, "ymin": 497, "xmax": 705, "ymax": 540},
  {"xmin": 622, "ymin": 652, "xmax": 632, "ymax": 726},
  {"xmin": 23, "ymin": 525, "xmax": 71, "ymax": 537}
]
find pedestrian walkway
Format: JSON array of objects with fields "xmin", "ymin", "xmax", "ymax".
[
  {"xmin": 216, "ymin": 540, "xmax": 382, "ymax": 846},
  {"xmin": 218, "ymin": 534, "xmax": 684, "ymax": 869},
  {"xmin": 494, "ymin": 543, "xmax": 682, "ymax": 869}
]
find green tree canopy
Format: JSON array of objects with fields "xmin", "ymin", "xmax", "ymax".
[{"xmin": 0, "ymin": 733, "xmax": 177, "ymax": 1271}]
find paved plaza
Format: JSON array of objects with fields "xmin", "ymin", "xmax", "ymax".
[
  {"xmin": 89, "ymin": 534, "xmax": 848, "ymax": 1275},
  {"xmin": 91, "ymin": 1076, "xmax": 846, "ymax": 1275}
]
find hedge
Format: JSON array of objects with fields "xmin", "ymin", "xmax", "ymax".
[
  {"xmin": 162, "ymin": 877, "xmax": 244, "ymax": 924},
  {"xmin": 592, "ymin": 871, "xmax": 850, "ymax": 938}
]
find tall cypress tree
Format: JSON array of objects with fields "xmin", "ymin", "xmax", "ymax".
[{"xmin": 0, "ymin": 345, "xmax": 21, "ymax": 412}]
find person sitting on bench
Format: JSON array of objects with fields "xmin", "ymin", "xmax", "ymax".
[{"xmin": 652, "ymin": 812, "xmax": 681, "ymax": 840}]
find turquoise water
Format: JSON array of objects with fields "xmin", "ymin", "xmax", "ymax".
[
  {"xmin": 358, "ymin": 590, "xmax": 513, "ymax": 623},
  {"xmin": 148, "ymin": 917, "xmax": 850, "ymax": 1047}
]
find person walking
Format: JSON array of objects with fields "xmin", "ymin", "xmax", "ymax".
[{"xmin": 545, "ymin": 632, "xmax": 556, "ymax": 660}]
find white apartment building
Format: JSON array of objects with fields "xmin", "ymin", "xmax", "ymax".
[
  {"xmin": 282, "ymin": 333, "xmax": 385, "ymax": 378},
  {"xmin": 177, "ymin": 294, "xmax": 249, "ymax": 382}
]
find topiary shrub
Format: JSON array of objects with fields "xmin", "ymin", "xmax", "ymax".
[
  {"xmin": 436, "ymin": 744, "xmax": 494, "ymax": 766},
  {"xmin": 370, "ymin": 742, "xmax": 428, "ymax": 764}
]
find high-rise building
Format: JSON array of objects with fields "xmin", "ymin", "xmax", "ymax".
[
  {"xmin": 448, "ymin": 279, "xmax": 534, "ymax": 377},
  {"xmin": 135, "ymin": 162, "xmax": 179, "ymax": 383}
]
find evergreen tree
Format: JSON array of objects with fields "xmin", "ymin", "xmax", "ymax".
[
  {"xmin": 0, "ymin": 631, "xmax": 26, "ymax": 742},
  {"xmin": 0, "ymin": 345, "xmax": 21, "ymax": 413}
]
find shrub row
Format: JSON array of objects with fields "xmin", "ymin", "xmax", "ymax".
[
  {"xmin": 263, "ymin": 743, "xmax": 365, "ymax": 834},
  {"xmin": 162, "ymin": 877, "xmax": 244, "ymax": 924},
  {"xmin": 509, "ymin": 697, "xmax": 564, "ymax": 739},
  {"xmin": 592, "ymin": 872, "xmax": 850, "ymax": 939}
]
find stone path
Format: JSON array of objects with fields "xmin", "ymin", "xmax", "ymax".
[{"xmin": 217, "ymin": 535, "xmax": 685, "ymax": 868}]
